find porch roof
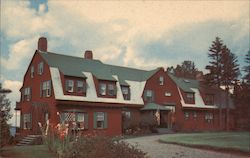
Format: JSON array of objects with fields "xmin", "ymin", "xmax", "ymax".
[{"xmin": 141, "ymin": 103, "xmax": 172, "ymax": 111}]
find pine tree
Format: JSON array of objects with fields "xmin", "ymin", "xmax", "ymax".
[
  {"xmin": 243, "ymin": 50, "xmax": 250, "ymax": 84},
  {"xmin": 0, "ymin": 89, "xmax": 12, "ymax": 147},
  {"xmin": 205, "ymin": 37, "xmax": 224, "ymax": 87}
]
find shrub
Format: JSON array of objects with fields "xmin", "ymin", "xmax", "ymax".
[{"xmin": 62, "ymin": 136, "xmax": 147, "ymax": 158}]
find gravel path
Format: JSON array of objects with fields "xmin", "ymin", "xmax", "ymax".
[{"xmin": 124, "ymin": 135, "xmax": 249, "ymax": 158}]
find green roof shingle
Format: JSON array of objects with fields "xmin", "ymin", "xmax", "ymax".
[{"xmin": 39, "ymin": 51, "xmax": 159, "ymax": 82}]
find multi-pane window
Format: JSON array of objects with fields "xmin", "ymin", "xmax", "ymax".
[
  {"xmin": 41, "ymin": 81, "xmax": 51, "ymax": 97},
  {"xmin": 23, "ymin": 114, "xmax": 32, "ymax": 129},
  {"xmin": 66, "ymin": 80, "xmax": 74, "ymax": 92},
  {"xmin": 186, "ymin": 93, "xmax": 195, "ymax": 103},
  {"xmin": 31, "ymin": 65, "xmax": 34, "ymax": 78},
  {"xmin": 99, "ymin": 83, "xmax": 106, "ymax": 95},
  {"xmin": 184, "ymin": 112, "xmax": 189, "ymax": 119},
  {"xmin": 121, "ymin": 86, "xmax": 130, "ymax": 100},
  {"xmin": 122, "ymin": 111, "xmax": 131, "ymax": 119},
  {"xmin": 144, "ymin": 90, "xmax": 154, "ymax": 102},
  {"xmin": 94, "ymin": 112, "xmax": 107, "ymax": 129},
  {"xmin": 76, "ymin": 80, "xmax": 85, "ymax": 94},
  {"xmin": 38, "ymin": 62, "xmax": 44, "ymax": 75},
  {"xmin": 60, "ymin": 112, "xmax": 88, "ymax": 130},
  {"xmin": 205, "ymin": 94, "xmax": 214, "ymax": 105},
  {"xmin": 24, "ymin": 87, "xmax": 31, "ymax": 101},
  {"xmin": 159, "ymin": 76, "xmax": 164, "ymax": 85},
  {"xmin": 205, "ymin": 113, "xmax": 213, "ymax": 123},
  {"xmin": 193, "ymin": 111, "xmax": 197, "ymax": 120},
  {"xmin": 107, "ymin": 84, "xmax": 116, "ymax": 96}
]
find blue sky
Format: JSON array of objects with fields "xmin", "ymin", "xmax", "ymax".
[{"xmin": 1, "ymin": 1, "xmax": 249, "ymax": 125}]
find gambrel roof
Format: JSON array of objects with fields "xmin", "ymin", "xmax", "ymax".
[{"xmin": 39, "ymin": 51, "xmax": 160, "ymax": 83}]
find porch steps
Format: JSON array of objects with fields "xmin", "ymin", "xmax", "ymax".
[
  {"xmin": 16, "ymin": 135, "xmax": 42, "ymax": 146},
  {"xmin": 157, "ymin": 128, "xmax": 174, "ymax": 134}
]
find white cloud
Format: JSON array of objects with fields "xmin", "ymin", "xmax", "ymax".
[{"xmin": 1, "ymin": 37, "xmax": 38, "ymax": 70}]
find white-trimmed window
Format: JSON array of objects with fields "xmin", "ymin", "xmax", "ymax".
[
  {"xmin": 23, "ymin": 114, "xmax": 32, "ymax": 129},
  {"xmin": 184, "ymin": 112, "xmax": 189, "ymax": 119},
  {"xmin": 77, "ymin": 80, "xmax": 85, "ymax": 94},
  {"xmin": 31, "ymin": 65, "xmax": 34, "ymax": 78},
  {"xmin": 60, "ymin": 112, "xmax": 88, "ymax": 130},
  {"xmin": 186, "ymin": 93, "xmax": 195, "ymax": 103},
  {"xmin": 24, "ymin": 87, "xmax": 31, "ymax": 101},
  {"xmin": 66, "ymin": 80, "xmax": 74, "ymax": 92},
  {"xmin": 107, "ymin": 84, "xmax": 116, "ymax": 96},
  {"xmin": 121, "ymin": 86, "xmax": 130, "ymax": 100},
  {"xmin": 38, "ymin": 62, "xmax": 44, "ymax": 75},
  {"xmin": 193, "ymin": 111, "xmax": 197, "ymax": 120},
  {"xmin": 41, "ymin": 80, "xmax": 51, "ymax": 97},
  {"xmin": 205, "ymin": 113, "xmax": 213, "ymax": 123},
  {"xmin": 144, "ymin": 90, "xmax": 154, "ymax": 102},
  {"xmin": 122, "ymin": 111, "xmax": 131, "ymax": 119},
  {"xmin": 99, "ymin": 83, "xmax": 106, "ymax": 95},
  {"xmin": 159, "ymin": 76, "xmax": 164, "ymax": 85},
  {"xmin": 94, "ymin": 112, "xmax": 107, "ymax": 129}
]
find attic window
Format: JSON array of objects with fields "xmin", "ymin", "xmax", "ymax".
[
  {"xmin": 38, "ymin": 62, "xmax": 44, "ymax": 75},
  {"xmin": 31, "ymin": 65, "xmax": 34, "ymax": 78},
  {"xmin": 159, "ymin": 76, "xmax": 164, "ymax": 85},
  {"xmin": 108, "ymin": 84, "xmax": 116, "ymax": 96}
]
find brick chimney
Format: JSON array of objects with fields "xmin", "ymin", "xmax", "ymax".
[
  {"xmin": 38, "ymin": 37, "xmax": 47, "ymax": 52},
  {"xmin": 84, "ymin": 50, "xmax": 93, "ymax": 60}
]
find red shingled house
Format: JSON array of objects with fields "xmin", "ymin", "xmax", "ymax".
[{"xmin": 16, "ymin": 37, "xmax": 235, "ymax": 137}]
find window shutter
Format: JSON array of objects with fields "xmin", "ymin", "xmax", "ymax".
[
  {"xmin": 30, "ymin": 88, "xmax": 32, "ymax": 100},
  {"xmin": 93, "ymin": 112, "xmax": 97, "ymax": 129},
  {"xmin": 49, "ymin": 80, "xmax": 52, "ymax": 96},
  {"xmin": 40, "ymin": 82, "xmax": 42, "ymax": 97},
  {"xmin": 30, "ymin": 114, "xmax": 32, "ymax": 129},
  {"xmin": 65, "ymin": 80, "xmax": 69, "ymax": 92},
  {"xmin": 84, "ymin": 113, "xmax": 88, "ymax": 129},
  {"xmin": 104, "ymin": 112, "xmax": 108, "ymax": 129},
  {"xmin": 152, "ymin": 91, "xmax": 155, "ymax": 102}
]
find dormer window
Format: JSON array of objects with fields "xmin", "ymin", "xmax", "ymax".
[
  {"xmin": 121, "ymin": 86, "xmax": 130, "ymax": 100},
  {"xmin": 99, "ymin": 83, "xmax": 106, "ymax": 95},
  {"xmin": 107, "ymin": 84, "xmax": 116, "ymax": 96},
  {"xmin": 186, "ymin": 93, "xmax": 195, "ymax": 104},
  {"xmin": 77, "ymin": 80, "xmax": 86, "ymax": 94},
  {"xmin": 38, "ymin": 62, "xmax": 44, "ymax": 75},
  {"xmin": 31, "ymin": 65, "xmax": 34, "ymax": 78},
  {"xmin": 144, "ymin": 90, "xmax": 154, "ymax": 102},
  {"xmin": 159, "ymin": 76, "xmax": 164, "ymax": 85},
  {"xmin": 205, "ymin": 94, "xmax": 214, "ymax": 105},
  {"xmin": 66, "ymin": 80, "xmax": 74, "ymax": 92}
]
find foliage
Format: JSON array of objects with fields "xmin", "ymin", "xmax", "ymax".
[
  {"xmin": 0, "ymin": 94, "xmax": 12, "ymax": 147},
  {"xmin": 62, "ymin": 136, "xmax": 147, "ymax": 158},
  {"xmin": 243, "ymin": 50, "xmax": 250, "ymax": 84},
  {"xmin": 167, "ymin": 60, "xmax": 201, "ymax": 79},
  {"xmin": 205, "ymin": 37, "xmax": 224, "ymax": 87}
]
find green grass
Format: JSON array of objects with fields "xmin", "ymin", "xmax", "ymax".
[
  {"xmin": 160, "ymin": 132, "xmax": 250, "ymax": 152},
  {"xmin": 1, "ymin": 145, "xmax": 54, "ymax": 158}
]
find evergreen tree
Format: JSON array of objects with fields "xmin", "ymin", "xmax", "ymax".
[
  {"xmin": 205, "ymin": 37, "xmax": 224, "ymax": 87},
  {"xmin": 0, "ymin": 87, "xmax": 12, "ymax": 147},
  {"xmin": 168, "ymin": 61, "xmax": 199, "ymax": 79},
  {"xmin": 243, "ymin": 50, "xmax": 250, "ymax": 84}
]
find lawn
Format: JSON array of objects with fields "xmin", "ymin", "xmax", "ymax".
[
  {"xmin": 0, "ymin": 145, "xmax": 54, "ymax": 158},
  {"xmin": 160, "ymin": 132, "xmax": 250, "ymax": 152}
]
